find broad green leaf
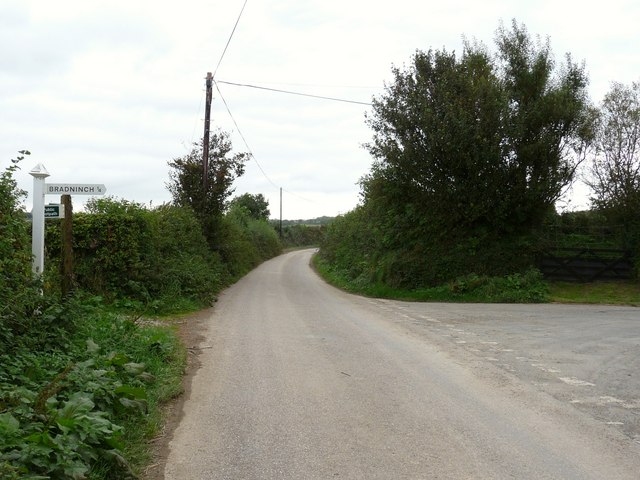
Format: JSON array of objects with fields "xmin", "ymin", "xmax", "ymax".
[
  {"xmin": 107, "ymin": 352, "xmax": 129, "ymax": 366},
  {"xmin": 123, "ymin": 362, "xmax": 146, "ymax": 375},
  {"xmin": 63, "ymin": 463, "xmax": 89, "ymax": 480},
  {"xmin": 86, "ymin": 338, "xmax": 100, "ymax": 353},
  {"xmin": 118, "ymin": 397, "xmax": 147, "ymax": 413},
  {"xmin": 58, "ymin": 393, "xmax": 94, "ymax": 419},
  {"xmin": 0, "ymin": 412, "xmax": 19, "ymax": 434},
  {"xmin": 115, "ymin": 385, "xmax": 147, "ymax": 400}
]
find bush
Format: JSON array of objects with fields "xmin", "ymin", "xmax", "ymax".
[
  {"xmin": 447, "ymin": 269, "xmax": 549, "ymax": 303},
  {"xmin": 217, "ymin": 207, "xmax": 282, "ymax": 280},
  {"xmin": 246, "ymin": 219, "xmax": 281, "ymax": 260},
  {"xmin": 147, "ymin": 204, "xmax": 223, "ymax": 306},
  {"xmin": 319, "ymin": 206, "xmax": 382, "ymax": 283},
  {"xmin": 279, "ymin": 224, "xmax": 325, "ymax": 248},
  {"xmin": 0, "ymin": 154, "xmax": 32, "ymax": 298},
  {"xmin": 45, "ymin": 200, "xmax": 225, "ymax": 309},
  {"xmin": 319, "ymin": 201, "xmax": 539, "ymax": 291},
  {"xmin": 0, "ymin": 151, "xmax": 46, "ymax": 351},
  {"xmin": 55, "ymin": 198, "xmax": 155, "ymax": 300}
]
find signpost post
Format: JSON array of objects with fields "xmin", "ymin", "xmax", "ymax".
[
  {"xmin": 29, "ymin": 164, "xmax": 50, "ymax": 275},
  {"xmin": 29, "ymin": 165, "xmax": 107, "ymax": 278}
]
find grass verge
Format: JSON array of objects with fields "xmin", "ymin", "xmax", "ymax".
[
  {"xmin": 549, "ymin": 281, "xmax": 640, "ymax": 305},
  {"xmin": 315, "ymin": 255, "xmax": 639, "ymax": 305},
  {"xmin": 313, "ymin": 255, "xmax": 549, "ymax": 303}
]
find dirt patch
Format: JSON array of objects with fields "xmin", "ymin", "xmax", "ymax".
[{"xmin": 142, "ymin": 307, "xmax": 213, "ymax": 480}]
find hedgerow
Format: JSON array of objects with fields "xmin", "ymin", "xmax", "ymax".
[{"xmin": 1, "ymin": 150, "xmax": 282, "ymax": 479}]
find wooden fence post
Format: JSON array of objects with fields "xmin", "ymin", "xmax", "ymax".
[{"xmin": 61, "ymin": 194, "xmax": 74, "ymax": 298}]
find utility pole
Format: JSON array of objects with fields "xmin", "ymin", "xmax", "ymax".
[
  {"xmin": 203, "ymin": 72, "xmax": 213, "ymax": 195},
  {"xmin": 279, "ymin": 187, "xmax": 283, "ymax": 239}
]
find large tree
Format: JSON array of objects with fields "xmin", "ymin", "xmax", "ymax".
[
  {"xmin": 228, "ymin": 193, "xmax": 270, "ymax": 221},
  {"xmin": 586, "ymin": 81, "xmax": 640, "ymax": 219},
  {"xmin": 167, "ymin": 130, "xmax": 247, "ymax": 248},
  {"xmin": 364, "ymin": 21, "xmax": 594, "ymax": 240}
]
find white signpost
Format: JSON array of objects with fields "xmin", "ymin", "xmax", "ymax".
[
  {"xmin": 29, "ymin": 164, "xmax": 50, "ymax": 275},
  {"xmin": 29, "ymin": 165, "xmax": 107, "ymax": 276}
]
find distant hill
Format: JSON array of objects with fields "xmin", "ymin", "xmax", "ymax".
[{"xmin": 273, "ymin": 216, "xmax": 335, "ymax": 227}]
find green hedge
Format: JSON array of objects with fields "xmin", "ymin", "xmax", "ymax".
[{"xmin": 45, "ymin": 197, "xmax": 283, "ymax": 308}]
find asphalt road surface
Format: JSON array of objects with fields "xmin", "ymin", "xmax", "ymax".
[{"xmin": 164, "ymin": 249, "xmax": 640, "ymax": 479}]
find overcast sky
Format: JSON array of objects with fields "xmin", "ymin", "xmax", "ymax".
[{"xmin": 2, "ymin": 0, "xmax": 639, "ymax": 219}]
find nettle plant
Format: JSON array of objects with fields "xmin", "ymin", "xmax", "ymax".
[{"xmin": 0, "ymin": 337, "xmax": 153, "ymax": 479}]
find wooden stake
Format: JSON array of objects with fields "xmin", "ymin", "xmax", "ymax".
[{"xmin": 61, "ymin": 194, "xmax": 74, "ymax": 298}]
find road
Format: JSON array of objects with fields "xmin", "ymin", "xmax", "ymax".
[{"xmin": 164, "ymin": 249, "xmax": 640, "ymax": 479}]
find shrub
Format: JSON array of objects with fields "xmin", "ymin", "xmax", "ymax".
[
  {"xmin": 280, "ymin": 224, "xmax": 325, "ymax": 248},
  {"xmin": 216, "ymin": 208, "xmax": 282, "ymax": 280},
  {"xmin": 63, "ymin": 198, "xmax": 154, "ymax": 300},
  {"xmin": 0, "ymin": 151, "xmax": 45, "ymax": 351},
  {"xmin": 0, "ymin": 154, "xmax": 32, "ymax": 299},
  {"xmin": 147, "ymin": 204, "xmax": 223, "ymax": 306},
  {"xmin": 448, "ymin": 269, "xmax": 549, "ymax": 303},
  {"xmin": 246, "ymin": 218, "xmax": 281, "ymax": 260},
  {"xmin": 46, "ymin": 200, "xmax": 225, "ymax": 308}
]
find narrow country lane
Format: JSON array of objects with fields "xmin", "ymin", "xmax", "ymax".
[{"xmin": 163, "ymin": 249, "xmax": 640, "ymax": 479}]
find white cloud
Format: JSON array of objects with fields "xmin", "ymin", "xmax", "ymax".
[{"xmin": 2, "ymin": 0, "xmax": 639, "ymax": 218}]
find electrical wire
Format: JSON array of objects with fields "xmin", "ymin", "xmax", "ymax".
[
  {"xmin": 214, "ymin": 81, "xmax": 315, "ymax": 203},
  {"xmin": 216, "ymin": 80, "xmax": 373, "ymax": 106},
  {"xmin": 282, "ymin": 186, "xmax": 314, "ymax": 203},
  {"xmin": 214, "ymin": 81, "xmax": 279, "ymax": 190},
  {"xmin": 213, "ymin": 0, "xmax": 249, "ymax": 79},
  {"xmin": 206, "ymin": 0, "xmax": 315, "ymax": 204},
  {"xmin": 189, "ymin": 87, "xmax": 205, "ymax": 147},
  {"xmin": 226, "ymin": 79, "xmax": 382, "ymax": 90}
]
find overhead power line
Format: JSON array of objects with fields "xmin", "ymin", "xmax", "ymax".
[
  {"xmin": 213, "ymin": 0, "xmax": 249, "ymax": 79},
  {"xmin": 189, "ymin": 87, "xmax": 205, "ymax": 146},
  {"xmin": 205, "ymin": 1, "xmax": 314, "ymax": 207},
  {"xmin": 216, "ymin": 80, "xmax": 373, "ymax": 106},
  {"xmin": 223, "ymin": 79, "xmax": 382, "ymax": 90},
  {"xmin": 214, "ymin": 81, "xmax": 279, "ymax": 190},
  {"xmin": 214, "ymin": 81, "xmax": 315, "ymax": 203}
]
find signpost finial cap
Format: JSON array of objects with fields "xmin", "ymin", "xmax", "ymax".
[{"xmin": 29, "ymin": 163, "xmax": 50, "ymax": 178}]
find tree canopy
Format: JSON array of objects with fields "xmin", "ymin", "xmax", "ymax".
[
  {"xmin": 228, "ymin": 193, "xmax": 270, "ymax": 221},
  {"xmin": 0, "ymin": 151, "xmax": 39, "ymax": 335},
  {"xmin": 364, "ymin": 21, "xmax": 594, "ymax": 239},
  {"xmin": 320, "ymin": 21, "xmax": 597, "ymax": 288},
  {"xmin": 587, "ymin": 80, "xmax": 640, "ymax": 218},
  {"xmin": 167, "ymin": 131, "xmax": 247, "ymax": 248}
]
